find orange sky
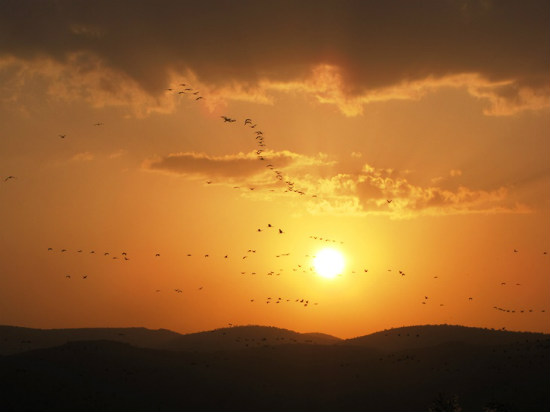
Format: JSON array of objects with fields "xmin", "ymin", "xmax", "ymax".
[{"xmin": 0, "ymin": 0, "xmax": 549, "ymax": 339}]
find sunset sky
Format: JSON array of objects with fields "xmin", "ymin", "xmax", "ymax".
[{"xmin": 1, "ymin": 0, "xmax": 548, "ymax": 339}]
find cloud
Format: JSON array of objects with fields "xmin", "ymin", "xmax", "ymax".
[
  {"xmin": 142, "ymin": 150, "xmax": 334, "ymax": 185},
  {"xmin": 276, "ymin": 162, "xmax": 531, "ymax": 218},
  {"xmin": 71, "ymin": 151, "xmax": 94, "ymax": 162},
  {"xmin": 144, "ymin": 148, "xmax": 530, "ymax": 218},
  {"xmin": 0, "ymin": 0, "xmax": 548, "ymax": 116}
]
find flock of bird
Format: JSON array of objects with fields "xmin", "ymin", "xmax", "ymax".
[
  {"xmin": 166, "ymin": 81, "xmax": 317, "ymax": 197},
  {"xmin": 218, "ymin": 113, "xmax": 314, "ymax": 196},
  {"xmin": 4, "ymin": 78, "xmax": 549, "ymax": 329}
]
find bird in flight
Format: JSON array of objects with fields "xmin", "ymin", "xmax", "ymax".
[
  {"xmin": 94, "ymin": 122, "xmax": 104, "ymax": 126},
  {"xmin": 278, "ymin": 229, "xmax": 283, "ymax": 234},
  {"xmin": 244, "ymin": 118, "xmax": 252, "ymax": 125},
  {"xmin": 59, "ymin": 134, "xmax": 66, "ymax": 139},
  {"xmin": 4, "ymin": 176, "xmax": 16, "ymax": 182},
  {"xmin": 387, "ymin": 199, "xmax": 393, "ymax": 204},
  {"xmin": 195, "ymin": 96, "xmax": 203, "ymax": 101},
  {"xmin": 221, "ymin": 116, "xmax": 236, "ymax": 123}
]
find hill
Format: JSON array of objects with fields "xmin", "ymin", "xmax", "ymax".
[
  {"xmin": 344, "ymin": 324, "xmax": 548, "ymax": 352},
  {"xmin": 0, "ymin": 324, "xmax": 341, "ymax": 355},
  {"xmin": 1, "ymin": 334, "xmax": 548, "ymax": 411}
]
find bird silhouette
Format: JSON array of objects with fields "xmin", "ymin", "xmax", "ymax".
[
  {"xmin": 387, "ymin": 199, "xmax": 393, "ymax": 204},
  {"xmin": 221, "ymin": 116, "xmax": 236, "ymax": 123},
  {"xmin": 58, "ymin": 134, "xmax": 66, "ymax": 139},
  {"xmin": 3, "ymin": 176, "xmax": 16, "ymax": 182}
]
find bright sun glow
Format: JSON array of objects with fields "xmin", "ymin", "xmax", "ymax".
[{"xmin": 313, "ymin": 248, "xmax": 345, "ymax": 279}]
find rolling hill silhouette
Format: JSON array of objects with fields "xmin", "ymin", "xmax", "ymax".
[
  {"xmin": 0, "ymin": 325, "xmax": 341, "ymax": 355},
  {"xmin": 1, "ymin": 324, "xmax": 548, "ymax": 411}
]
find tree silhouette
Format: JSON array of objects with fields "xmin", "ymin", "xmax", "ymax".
[{"xmin": 428, "ymin": 393, "xmax": 462, "ymax": 412}]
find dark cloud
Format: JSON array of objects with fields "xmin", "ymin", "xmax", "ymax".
[
  {"xmin": 1, "ymin": 0, "xmax": 548, "ymax": 113},
  {"xmin": 143, "ymin": 150, "xmax": 327, "ymax": 181}
]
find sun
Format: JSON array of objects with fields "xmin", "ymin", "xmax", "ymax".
[{"xmin": 313, "ymin": 248, "xmax": 345, "ymax": 279}]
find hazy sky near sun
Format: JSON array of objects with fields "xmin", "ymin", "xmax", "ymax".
[{"xmin": 0, "ymin": 0, "xmax": 549, "ymax": 338}]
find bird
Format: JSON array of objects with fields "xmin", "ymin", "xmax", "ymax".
[
  {"xmin": 58, "ymin": 134, "xmax": 66, "ymax": 139},
  {"xmin": 65, "ymin": 275, "xmax": 71, "ymax": 279},
  {"xmin": 61, "ymin": 249, "xmax": 67, "ymax": 252},
  {"xmin": 47, "ymin": 247, "xmax": 53, "ymax": 251},
  {"xmin": 244, "ymin": 118, "xmax": 252, "ymax": 125},
  {"xmin": 278, "ymin": 229, "xmax": 283, "ymax": 234},
  {"xmin": 221, "ymin": 116, "xmax": 236, "ymax": 123},
  {"xmin": 4, "ymin": 176, "xmax": 16, "ymax": 182},
  {"xmin": 94, "ymin": 122, "xmax": 104, "ymax": 126},
  {"xmin": 155, "ymin": 253, "xmax": 160, "ymax": 257},
  {"xmin": 195, "ymin": 96, "xmax": 203, "ymax": 101},
  {"xmin": 82, "ymin": 275, "xmax": 88, "ymax": 279},
  {"xmin": 387, "ymin": 199, "xmax": 393, "ymax": 204}
]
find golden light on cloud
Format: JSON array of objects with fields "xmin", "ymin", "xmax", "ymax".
[{"xmin": 313, "ymin": 248, "xmax": 345, "ymax": 279}]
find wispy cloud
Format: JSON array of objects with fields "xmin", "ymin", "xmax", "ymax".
[
  {"xmin": 71, "ymin": 151, "xmax": 94, "ymax": 162},
  {"xmin": 144, "ymin": 148, "xmax": 531, "ymax": 218},
  {"xmin": 142, "ymin": 150, "xmax": 334, "ymax": 186},
  {"xmin": 278, "ymin": 163, "xmax": 530, "ymax": 218}
]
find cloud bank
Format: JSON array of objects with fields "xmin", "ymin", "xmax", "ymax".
[
  {"xmin": 144, "ymin": 148, "xmax": 529, "ymax": 218},
  {"xmin": 1, "ymin": 0, "xmax": 548, "ymax": 115}
]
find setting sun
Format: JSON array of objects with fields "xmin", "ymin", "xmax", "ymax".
[{"xmin": 313, "ymin": 248, "xmax": 345, "ymax": 279}]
